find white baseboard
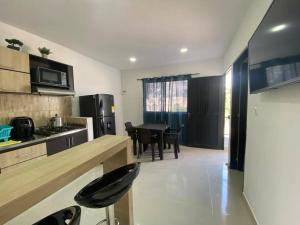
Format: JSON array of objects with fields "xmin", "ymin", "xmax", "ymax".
[{"xmin": 242, "ymin": 192, "xmax": 260, "ymax": 225}]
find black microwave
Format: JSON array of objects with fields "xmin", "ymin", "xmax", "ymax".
[{"xmin": 31, "ymin": 67, "xmax": 69, "ymax": 88}]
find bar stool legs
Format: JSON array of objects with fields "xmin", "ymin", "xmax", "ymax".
[{"xmin": 97, "ymin": 205, "xmax": 119, "ymax": 225}]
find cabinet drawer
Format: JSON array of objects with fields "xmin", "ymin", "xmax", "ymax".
[
  {"xmin": 0, "ymin": 70, "xmax": 31, "ymax": 93},
  {"xmin": 0, "ymin": 155, "xmax": 47, "ymax": 174},
  {"xmin": 0, "ymin": 143, "xmax": 47, "ymax": 168},
  {"xmin": 0, "ymin": 46, "xmax": 29, "ymax": 73}
]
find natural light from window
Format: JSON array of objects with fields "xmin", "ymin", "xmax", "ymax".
[{"xmin": 145, "ymin": 80, "xmax": 188, "ymax": 112}]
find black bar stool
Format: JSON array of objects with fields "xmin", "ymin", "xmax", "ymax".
[
  {"xmin": 74, "ymin": 163, "xmax": 140, "ymax": 225},
  {"xmin": 32, "ymin": 206, "xmax": 81, "ymax": 225}
]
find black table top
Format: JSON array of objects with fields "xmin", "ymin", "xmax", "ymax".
[{"xmin": 135, "ymin": 123, "xmax": 169, "ymax": 131}]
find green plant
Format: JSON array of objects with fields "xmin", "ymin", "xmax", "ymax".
[
  {"xmin": 38, "ymin": 47, "xmax": 52, "ymax": 55},
  {"xmin": 5, "ymin": 38, "xmax": 23, "ymax": 47}
]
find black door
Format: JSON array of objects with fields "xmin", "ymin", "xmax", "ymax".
[
  {"xmin": 187, "ymin": 76, "xmax": 225, "ymax": 149},
  {"xmin": 230, "ymin": 49, "xmax": 248, "ymax": 171}
]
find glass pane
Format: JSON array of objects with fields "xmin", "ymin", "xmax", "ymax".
[
  {"xmin": 41, "ymin": 70, "xmax": 60, "ymax": 84},
  {"xmin": 166, "ymin": 80, "xmax": 187, "ymax": 112},
  {"xmin": 145, "ymin": 79, "xmax": 188, "ymax": 112},
  {"xmin": 145, "ymin": 82, "xmax": 162, "ymax": 112}
]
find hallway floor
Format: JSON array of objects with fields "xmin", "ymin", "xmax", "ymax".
[
  {"xmin": 134, "ymin": 146, "xmax": 255, "ymax": 225},
  {"xmin": 6, "ymin": 146, "xmax": 256, "ymax": 225}
]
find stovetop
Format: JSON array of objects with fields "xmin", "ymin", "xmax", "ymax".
[{"xmin": 34, "ymin": 125, "xmax": 82, "ymax": 137}]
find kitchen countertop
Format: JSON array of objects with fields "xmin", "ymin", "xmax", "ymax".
[
  {"xmin": 0, "ymin": 128, "xmax": 88, "ymax": 154},
  {"xmin": 0, "ymin": 135, "xmax": 133, "ymax": 225}
]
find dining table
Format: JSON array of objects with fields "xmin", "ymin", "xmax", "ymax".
[{"xmin": 135, "ymin": 123, "xmax": 169, "ymax": 160}]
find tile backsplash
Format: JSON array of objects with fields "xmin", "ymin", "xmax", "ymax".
[{"xmin": 0, "ymin": 93, "xmax": 72, "ymax": 126}]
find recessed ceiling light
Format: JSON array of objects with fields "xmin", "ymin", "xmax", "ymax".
[
  {"xmin": 180, "ymin": 48, "xmax": 188, "ymax": 53},
  {"xmin": 270, "ymin": 24, "xmax": 287, "ymax": 32},
  {"xmin": 129, "ymin": 57, "xmax": 137, "ymax": 62}
]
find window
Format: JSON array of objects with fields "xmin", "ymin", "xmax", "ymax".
[
  {"xmin": 145, "ymin": 82, "xmax": 163, "ymax": 112},
  {"xmin": 145, "ymin": 80, "xmax": 188, "ymax": 112}
]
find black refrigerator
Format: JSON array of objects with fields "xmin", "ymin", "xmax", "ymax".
[{"xmin": 79, "ymin": 94, "xmax": 116, "ymax": 138}]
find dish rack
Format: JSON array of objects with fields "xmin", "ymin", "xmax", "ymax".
[{"xmin": 0, "ymin": 125, "xmax": 13, "ymax": 142}]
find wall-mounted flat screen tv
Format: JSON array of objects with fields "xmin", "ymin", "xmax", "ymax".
[{"xmin": 248, "ymin": 0, "xmax": 300, "ymax": 94}]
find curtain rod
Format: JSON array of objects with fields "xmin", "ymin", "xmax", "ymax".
[{"xmin": 136, "ymin": 73, "xmax": 200, "ymax": 81}]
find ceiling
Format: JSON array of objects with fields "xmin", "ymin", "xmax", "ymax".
[{"xmin": 0, "ymin": 0, "xmax": 251, "ymax": 70}]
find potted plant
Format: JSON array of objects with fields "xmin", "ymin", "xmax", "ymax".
[
  {"xmin": 5, "ymin": 38, "xmax": 23, "ymax": 51},
  {"xmin": 38, "ymin": 47, "xmax": 52, "ymax": 58}
]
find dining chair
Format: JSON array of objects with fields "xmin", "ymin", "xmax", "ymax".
[
  {"xmin": 124, "ymin": 122, "xmax": 138, "ymax": 155},
  {"xmin": 164, "ymin": 126, "xmax": 183, "ymax": 159},
  {"xmin": 137, "ymin": 128, "xmax": 159, "ymax": 161}
]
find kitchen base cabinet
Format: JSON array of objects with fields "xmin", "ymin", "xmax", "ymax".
[
  {"xmin": 46, "ymin": 129, "xmax": 88, "ymax": 156},
  {"xmin": 0, "ymin": 143, "xmax": 47, "ymax": 174},
  {"xmin": 1, "ymin": 155, "xmax": 46, "ymax": 173},
  {"xmin": 46, "ymin": 135, "xmax": 69, "ymax": 156}
]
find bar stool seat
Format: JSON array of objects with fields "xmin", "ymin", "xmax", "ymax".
[
  {"xmin": 32, "ymin": 206, "xmax": 81, "ymax": 225},
  {"xmin": 74, "ymin": 163, "xmax": 140, "ymax": 224}
]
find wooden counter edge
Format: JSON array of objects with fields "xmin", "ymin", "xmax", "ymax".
[{"xmin": 0, "ymin": 135, "xmax": 134, "ymax": 225}]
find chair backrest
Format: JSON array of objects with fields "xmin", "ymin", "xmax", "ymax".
[
  {"xmin": 137, "ymin": 128, "xmax": 153, "ymax": 144},
  {"xmin": 125, "ymin": 122, "xmax": 136, "ymax": 137},
  {"xmin": 125, "ymin": 122, "xmax": 133, "ymax": 130}
]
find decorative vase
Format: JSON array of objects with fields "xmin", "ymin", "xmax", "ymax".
[{"xmin": 41, "ymin": 54, "xmax": 48, "ymax": 59}]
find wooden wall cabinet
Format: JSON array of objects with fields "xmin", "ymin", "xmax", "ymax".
[
  {"xmin": 0, "ymin": 46, "xmax": 31, "ymax": 94},
  {"xmin": 0, "ymin": 46, "xmax": 29, "ymax": 73},
  {"xmin": 0, "ymin": 143, "xmax": 47, "ymax": 174},
  {"xmin": 0, "ymin": 70, "xmax": 31, "ymax": 93}
]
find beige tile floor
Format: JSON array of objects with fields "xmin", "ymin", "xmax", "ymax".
[
  {"xmin": 134, "ymin": 146, "xmax": 256, "ymax": 225},
  {"xmin": 6, "ymin": 146, "xmax": 255, "ymax": 225}
]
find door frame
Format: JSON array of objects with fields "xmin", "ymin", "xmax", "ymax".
[{"xmin": 229, "ymin": 49, "xmax": 248, "ymax": 171}]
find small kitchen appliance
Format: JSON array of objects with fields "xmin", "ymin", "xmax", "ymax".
[
  {"xmin": 10, "ymin": 117, "xmax": 35, "ymax": 139},
  {"xmin": 50, "ymin": 114, "xmax": 63, "ymax": 128}
]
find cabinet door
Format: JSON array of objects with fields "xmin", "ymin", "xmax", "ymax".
[
  {"xmin": 46, "ymin": 136, "xmax": 70, "ymax": 156},
  {"xmin": 70, "ymin": 130, "xmax": 88, "ymax": 147},
  {"xmin": 0, "ymin": 143, "xmax": 47, "ymax": 169},
  {"xmin": 0, "ymin": 46, "xmax": 29, "ymax": 73},
  {"xmin": 0, "ymin": 155, "xmax": 47, "ymax": 174},
  {"xmin": 0, "ymin": 70, "xmax": 31, "ymax": 93}
]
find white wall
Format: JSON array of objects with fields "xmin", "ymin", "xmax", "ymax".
[
  {"xmin": 224, "ymin": 0, "xmax": 273, "ymax": 70},
  {"xmin": 224, "ymin": 1, "xmax": 300, "ymax": 225},
  {"xmin": 121, "ymin": 58, "xmax": 224, "ymax": 126},
  {"xmin": 0, "ymin": 21, "xmax": 124, "ymax": 135}
]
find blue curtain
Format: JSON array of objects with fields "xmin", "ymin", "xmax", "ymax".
[{"xmin": 142, "ymin": 75, "xmax": 191, "ymax": 144}]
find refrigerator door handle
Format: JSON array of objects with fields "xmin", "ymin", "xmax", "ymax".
[
  {"xmin": 99, "ymin": 99, "xmax": 104, "ymax": 117},
  {"xmin": 100, "ymin": 117, "xmax": 105, "ymax": 134}
]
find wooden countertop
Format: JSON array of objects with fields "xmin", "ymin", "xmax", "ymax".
[{"xmin": 0, "ymin": 135, "xmax": 131, "ymax": 224}]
